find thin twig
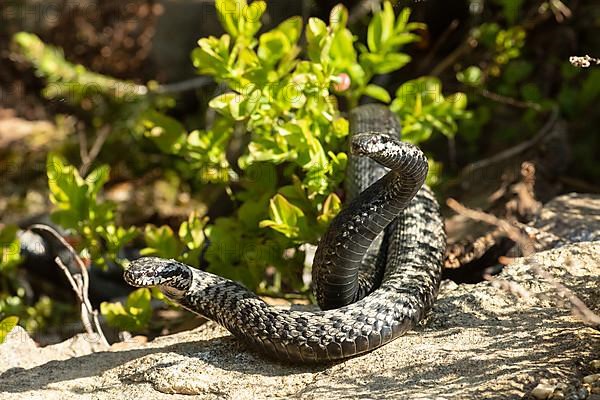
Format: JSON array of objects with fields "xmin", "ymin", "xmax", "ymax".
[
  {"xmin": 479, "ymin": 88, "xmax": 542, "ymax": 111},
  {"xmin": 154, "ymin": 76, "xmax": 213, "ymax": 94},
  {"xmin": 28, "ymin": 224, "xmax": 109, "ymax": 347},
  {"xmin": 529, "ymin": 261, "xmax": 600, "ymax": 325},
  {"xmin": 483, "ymin": 272, "xmax": 533, "ymax": 302},
  {"xmin": 79, "ymin": 124, "xmax": 111, "ymax": 177},
  {"xmin": 446, "ymin": 198, "xmax": 534, "ymax": 254},
  {"xmin": 419, "ymin": 19, "xmax": 460, "ymax": 72},
  {"xmin": 430, "ymin": 36, "xmax": 478, "ymax": 76},
  {"xmin": 549, "ymin": 0, "xmax": 572, "ymax": 22},
  {"xmin": 76, "ymin": 75, "xmax": 213, "ymax": 175},
  {"xmin": 446, "ymin": 199, "xmax": 600, "ymax": 326},
  {"xmin": 461, "ymin": 107, "xmax": 558, "ymax": 174},
  {"xmin": 55, "ymin": 258, "xmax": 94, "ymax": 335},
  {"xmin": 78, "ymin": 127, "xmax": 88, "ymax": 168}
]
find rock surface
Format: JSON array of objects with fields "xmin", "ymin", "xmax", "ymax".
[
  {"xmin": 1, "ymin": 240, "xmax": 599, "ymax": 399},
  {"xmin": 530, "ymin": 193, "xmax": 600, "ymax": 247},
  {"xmin": 2, "ymin": 194, "xmax": 600, "ymax": 399}
]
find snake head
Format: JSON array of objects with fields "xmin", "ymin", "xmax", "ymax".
[
  {"xmin": 350, "ymin": 133, "xmax": 399, "ymax": 157},
  {"xmin": 124, "ymin": 257, "xmax": 193, "ymax": 299}
]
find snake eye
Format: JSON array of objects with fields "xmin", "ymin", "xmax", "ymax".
[{"xmin": 350, "ymin": 133, "xmax": 376, "ymax": 156}]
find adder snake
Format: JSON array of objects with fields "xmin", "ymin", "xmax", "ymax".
[{"xmin": 124, "ymin": 104, "xmax": 446, "ymax": 363}]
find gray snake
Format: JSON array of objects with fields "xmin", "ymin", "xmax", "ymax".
[{"xmin": 124, "ymin": 104, "xmax": 446, "ymax": 363}]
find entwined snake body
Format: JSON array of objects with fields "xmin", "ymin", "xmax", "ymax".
[{"xmin": 124, "ymin": 104, "xmax": 446, "ymax": 363}]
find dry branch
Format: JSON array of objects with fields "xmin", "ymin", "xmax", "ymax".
[
  {"xmin": 28, "ymin": 224, "xmax": 109, "ymax": 347},
  {"xmin": 446, "ymin": 199, "xmax": 600, "ymax": 327}
]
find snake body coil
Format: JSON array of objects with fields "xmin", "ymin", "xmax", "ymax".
[{"xmin": 125, "ymin": 104, "xmax": 446, "ymax": 363}]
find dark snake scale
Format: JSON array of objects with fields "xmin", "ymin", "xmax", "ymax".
[{"xmin": 124, "ymin": 104, "xmax": 446, "ymax": 363}]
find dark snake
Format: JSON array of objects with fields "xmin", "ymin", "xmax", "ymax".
[{"xmin": 124, "ymin": 104, "xmax": 446, "ymax": 363}]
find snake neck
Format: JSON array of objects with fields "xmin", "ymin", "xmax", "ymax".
[{"xmin": 312, "ymin": 108, "xmax": 429, "ymax": 310}]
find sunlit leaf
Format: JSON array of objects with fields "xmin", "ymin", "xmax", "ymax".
[{"xmin": 0, "ymin": 316, "xmax": 19, "ymax": 344}]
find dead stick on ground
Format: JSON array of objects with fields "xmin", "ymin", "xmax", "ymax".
[
  {"xmin": 29, "ymin": 224, "xmax": 109, "ymax": 347},
  {"xmin": 446, "ymin": 198, "xmax": 600, "ymax": 326},
  {"xmin": 79, "ymin": 124, "xmax": 111, "ymax": 177}
]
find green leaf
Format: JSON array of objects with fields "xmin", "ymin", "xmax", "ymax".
[
  {"xmin": 276, "ymin": 16, "xmax": 303, "ymax": 45},
  {"xmin": 192, "ymin": 35, "xmax": 231, "ymax": 77},
  {"xmin": 520, "ymin": 83, "xmax": 542, "ymax": 103},
  {"xmin": 0, "ymin": 225, "xmax": 22, "ymax": 271},
  {"xmin": 503, "ymin": 60, "xmax": 533, "ymax": 85},
  {"xmin": 127, "ymin": 287, "xmax": 152, "ymax": 313},
  {"xmin": 141, "ymin": 109, "xmax": 187, "ymax": 154},
  {"xmin": 258, "ymin": 30, "xmax": 290, "ymax": 65},
  {"xmin": 367, "ymin": 1, "xmax": 396, "ymax": 53},
  {"xmin": 100, "ymin": 288, "xmax": 151, "ymax": 331},
  {"xmin": 372, "ymin": 53, "xmax": 411, "ymax": 74},
  {"xmin": 317, "ymin": 192, "xmax": 342, "ymax": 228},
  {"xmin": 215, "ymin": 0, "xmax": 243, "ymax": 38},
  {"xmin": 85, "ymin": 165, "xmax": 111, "ymax": 197},
  {"xmin": 141, "ymin": 225, "xmax": 182, "ymax": 259},
  {"xmin": 394, "ymin": 7, "xmax": 411, "ymax": 32},
  {"xmin": 426, "ymin": 157, "xmax": 443, "ymax": 187},
  {"xmin": 379, "ymin": 1, "xmax": 395, "ymax": 49},
  {"xmin": 204, "ymin": 217, "xmax": 242, "ymax": 266},
  {"xmin": 47, "ymin": 152, "xmax": 83, "ymax": 206},
  {"xmin": 306, "ymin": 17, "xmax": 327, "ymax": 39},
  {"xmin": 579, "ymin": 68, "xmax": 600, "ymax": 107},
  {"xmin": 238, "ymin": 1, "xmax": 266, "ymax": 38},
  {"xmin": 330, "ymin": 28, "xmax": 357, "ymax": 66},
  {"xmin": 391, "ymin": 77, "xmax": 470, "ymax": 144},
  {"xmin": 47, "ymin": 152, "xmax": 114, "ymax": 230},
  {"xmin": 277, "ymin": 177, "xmax": 313, "ymax": 214},
  {"xmin": 332, "ymin": 117, "xmax": 349, "ymax": 138},
  {"xmin": 237, "ymin": 194, "xmax": 270, "ymax": 230},
  {"xmin": 456, "ymin": 66, "xmax": 483, "ymax": 87},
  {"xmin": 387, "ymin": 32, "xmax": 420, "ymax": 48},
  {"xmin": 257, "ymin": 16, "xmax": 302, "ymax": 68},
  {"xmin": 364, "ymin": 84, "xmax": 391, "ymax": 103},
  {"xmin": 99, "ymin": 224, "xmax": 139, "ymax": 256},
  {"xmin": 329, "ymin": 4, "xmax": 348, "ymax": 31},
  {"xmin": 244, "ymin": 135, "xmax": 293, "ymax": 166},
  {"xmin": 367, "ymin": 7, "xmax": 383, "ymax": 52},
  {"xmin": 306, "ymin": 18, "xmax": 328, "ymax": 62},
  {"xmin": 209, "ymin": 92, "xmax": 237, "ymax": 114},
  {"xmin": 179, "ymin": 213, "xmax": 208, "ymax": 251},
  {"xmin": 327, "ymin": 151, "xmax": 348, "ymax": 190},
  {"xmin": 447, "ymin": 92, "xmax": 468, "ymax": 110},
  {"xmin": 259, "ymin": 194, "xmax": 306, "ymax": 239},
  {"xmin": 0, "ymin": 316, "xmax": 19, "ymax": 344},
  {"xmin": 209, "ymin": 91, "xmax": 258, "ymax": 120}
]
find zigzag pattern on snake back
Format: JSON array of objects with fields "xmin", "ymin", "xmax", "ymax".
[{"xmin": 124, "ymin": 104, "xmax": 446, "ymax": 363}]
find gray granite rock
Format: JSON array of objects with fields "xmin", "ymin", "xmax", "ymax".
[
  {"xmin": 2, "ymin": 194, "xmax": 600, "ymax": 399},
  {"xmin": 530, "ymin": 193, "xmax": 600, "ymax": 248},
  {"xmin": 1, "ymin": 240, "xmax": 598, "ymax": 399}
]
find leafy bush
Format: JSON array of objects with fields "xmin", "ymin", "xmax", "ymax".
[
  {"xmin": 8, "ymin": 1, "xmax": 470, "ymax": 332},
  {"xmin": 169, "ymin": 0, "xmax": 468, "ymax": 292},
  {"xmin": 46, "ymin": 153, "xmax": 139, "ymax": 268},
  {"xmin": 0, "ymin": 225, "xmax": 66, "ymax": 333}
]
